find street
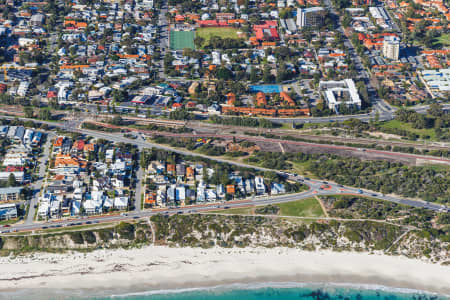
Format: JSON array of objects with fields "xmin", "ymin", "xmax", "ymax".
[{"xmin": 25, "ymin": 133, "xmax": 53, "ymax": 225}]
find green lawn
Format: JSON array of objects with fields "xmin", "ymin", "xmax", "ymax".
[
  {"xmin": 170, "ymin": 30, "xmax": 195, "ymax": 50},
  {"xmin": 277, "ymin": 197, "xmax": 325, "ymax": 217},
  {"xmin": 196, "ymin": 27, "xmax": 243, "ymax": 47},
  {"xmin": 289, "ymin": 161, "xmax": 314, "ymax": 177},
  {"xmin": 208, "ymin": 197, "xmax": 325, "ymax": 218},
  {"xmin": 380, "ymin": 120, "xmax": 436, "ymax": 140}
]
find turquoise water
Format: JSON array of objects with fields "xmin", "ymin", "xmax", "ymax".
[{"xmin": 96, "ymin": 283, "xmax": 449, "ymax": 300}]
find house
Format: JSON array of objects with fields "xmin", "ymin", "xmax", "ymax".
[
  {"xmin": 186, "ymin": 166, "xmax": 195, "ymax": 180},
  {"xmin": 105, "ymin": 149, "xmax": 114, "ymax": 162},
  {"xmin": 255, "ymin": 176, "xmax": 266, "ymax": 194},
  {"xmin": 176, "ymin": 186, "xmax": 186, "ymax": 203},
  {"xmin": 271, "ymin": 182, "xmax": 286, "ymax": 194},
  {"xmin": 61, "ymin": 138, "xmax": 72, "ymax": 153},
  {"xmin": 176, "ymin": 163, "xmax": 186, "ymax": 176},
  {"xmin": 114, "ymin": 197, "xmax": 128, "ymax": 210},
  {"xmin": 0, "ymin": 126, "xmax": 8, "ymax": 137},
  {"xmin": 13, "ymin": 126, "xmax": 25, "ymax": 141},
  {"xmin": 205, "ymin": 189, "xmax": 217, "ymax": 202},
  {"xmin": 244, "ymin": 179, "xmax": 255, "ymax": 194},
  {"xmin": 38, "ymin": 200, "xmax": 50, "ymax": 218},
  {"xmin": 83, "ymin": 199, "xmax": 101, "ymax": 215},
  {"xmin": 71, "ymin": 139, "xmax": 85, "ymax": 154},
  {"xmin": 50, "ymin": 198, "xmax": 61, "ymax": 218},
  {"xmin": 196, "ymin": 187, "xmax": 205, "ymax": 202},
  {"xmin": 0, "ymin": 203, "xmax": 17, "ymax": 220},
  {"xmin": 148, "ymin": 161, "xmax": 165, "ymax": 174},
  {"xmin": 235, "ymin": 176, "xmax": 245, "ymax": 194},
  {"xmin": 0, "ymin": 171, "xmax": 25, "ymax": 183},
  {"xmin": 83, "ymin": 143, "xmax": 96, "ymax": 154},
  {"xmin": 71, "ymin": 200, "xmax": 81, "ymax": 215},
  {"xmin": 7, "ymin": 126, "xmax": 16, "ymax": 139},
  {"xmin": 31, "ymin": 132, "xmax": 42, "ymax": 146},
  {"xmin": 0, "ymin": 187, "xmax": 22, "ymax": 202},
  {"xmin": 61, "ymin": 198, "xmax": 71, "ymax": 216},
  {"xmin": 226, "ymin": 184, "xmax": 235, "ymax": 195},
  {"xmin": 53, "ymin": 137, "xmax": 64, "ymax": 152},
  {"xmin": 167, "ymin": 164, "xmax": 176, "ymax": 174},
  {"xmin": 23, "ymin": 129, "xmax": 34, "ymax": 144},
  {"xmin": 54, "ymin": 154, "xmax": 87, "ymax": 174},
  {"xmin": 157, "ymin": 185, "xmax": 166, "ymax": 206},
  {"xmin": 217, "ymin": 184, "xmax": 225, "ymax": 199},
  {"xmin": 103, "ymin": 197, "xmax": 114, "ymax": 210}
]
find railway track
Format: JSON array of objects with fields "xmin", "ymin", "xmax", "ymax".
[
  {"xmin": 84, "ymin": 121, "xmax": 450, "ymax": 165},
  {"xmin": 112, "ymin": 116, "xmax": 449, "ymax": 151}
]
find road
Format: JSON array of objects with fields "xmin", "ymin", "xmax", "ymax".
[
  {"xmin": 25, "ymin": 133, "xmax": 52, "ymax": 225},
  {"xmin": 157, "ymin": 0, "xmax": 169, "ymax": 79},
  {"xmin": 134, "ymin": 135, "xmax": 145, "ymax": 211},
  {"xmin": 3, "ymin": 176, "xmax": 447, "ymax": 234},
  {"xmin": 74, "ymin": 100, "xmax": 450, "ymax": 126}
]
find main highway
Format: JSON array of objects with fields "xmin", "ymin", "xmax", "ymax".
[{"xmin": 2, "ymin": 175, "xmax": 447, "ymax": 234}]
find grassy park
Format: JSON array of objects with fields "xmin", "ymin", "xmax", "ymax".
[
  {"xmin": 195, "ymin": 27, "xmax": 244, "ymax": 47},
  {"xmin": 380, "ymin": 120, "xmax": 437, "ymax": 140},
  {"xmin": 209, "ymin": 197, "xmax": 325, "ymax": 218}
]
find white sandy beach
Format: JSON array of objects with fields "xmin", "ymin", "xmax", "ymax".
[{"xmin": 0, "ymin": 246, "xmax": 449, "ymax": 299}]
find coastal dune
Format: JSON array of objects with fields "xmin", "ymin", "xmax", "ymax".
[{"xmin": 0, "ymin": 246, "xmax": 449, "ymax": 299}]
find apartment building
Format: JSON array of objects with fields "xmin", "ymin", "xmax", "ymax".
[
  {"xmin": 382, "ymin": 36, "xmax": 400, "ymax": 60},
  {"xmin": 297, "ymin": 7, "xmax": 325, "ymax": 28}
]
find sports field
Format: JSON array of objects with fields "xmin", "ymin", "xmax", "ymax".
[
  {"xmin": 170, "ymin": 30, "xmax": 195, "ymax": 50},
  {"xmin": 196, "ymin": 27, "xmax": 243, "ymax": 47}
]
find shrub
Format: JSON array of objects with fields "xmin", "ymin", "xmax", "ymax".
[
  {"xmin": 69, "ymin": 232, "xmax": 84, "ymax": 244},
  {"xmin": 83, "ymin": 231, "xmax": 97, "ymax": 244},
  {"xmin": 116, "ymin": 222, "xmax": 135, "ymax": 240}
]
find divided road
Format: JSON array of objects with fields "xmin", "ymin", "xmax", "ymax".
[{"xmin": 3, "ymin": 176, "xmax": 447, "ymax": 234}]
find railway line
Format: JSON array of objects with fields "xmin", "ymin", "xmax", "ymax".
[
  {"xmin": 111, "ymin": 116, "xmax": 450, "ymax": 152},
  {"xmin": 85, "ymin": 121, "xmax": 450, "ymax": 165}
]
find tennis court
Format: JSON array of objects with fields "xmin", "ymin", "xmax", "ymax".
[{"xmin": 170, "ymin": 30, "xmax": 195, "ymax": 50}]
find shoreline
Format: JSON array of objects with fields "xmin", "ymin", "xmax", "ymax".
[{"xmin": 0, "ymin": 246, "xmax": 449, "ymax": 299}]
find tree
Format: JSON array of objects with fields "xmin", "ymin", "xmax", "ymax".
[
  {"xmin": 7, "ymin": 173, "xmax": 17, "ymax": 187},
  {"xmin": 249, "ymin": 67, "xmax": 258, "ymax": 83},
  {"xmin": 217, "ymin": 67, "xmax": 233, "ymax": 80},
  {"xmin": 427, "ymin": 103, "xmax": 443, "ymax": 117},
  {"xmin": 262, "ymin": 65, "xmax": 273, "ymax": 83},
  {"xmin": 24, "ymin": 107, "xmax": 34, "ymax": 118},
  {"xmin": 31, "ymin": 97, "xmax": 40, "ymax": 108},
  {"xmin": 194, "ymin": 36, "xmax": 204, "ymax": 48},
  {"xmin": 38, "ymin": 108, "xmax": 52, "ymax": 120}
]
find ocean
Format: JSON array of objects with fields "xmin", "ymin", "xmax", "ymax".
[{"xmin": 96, "ymin": 283, "xmax": 449, "ymax": 300}]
